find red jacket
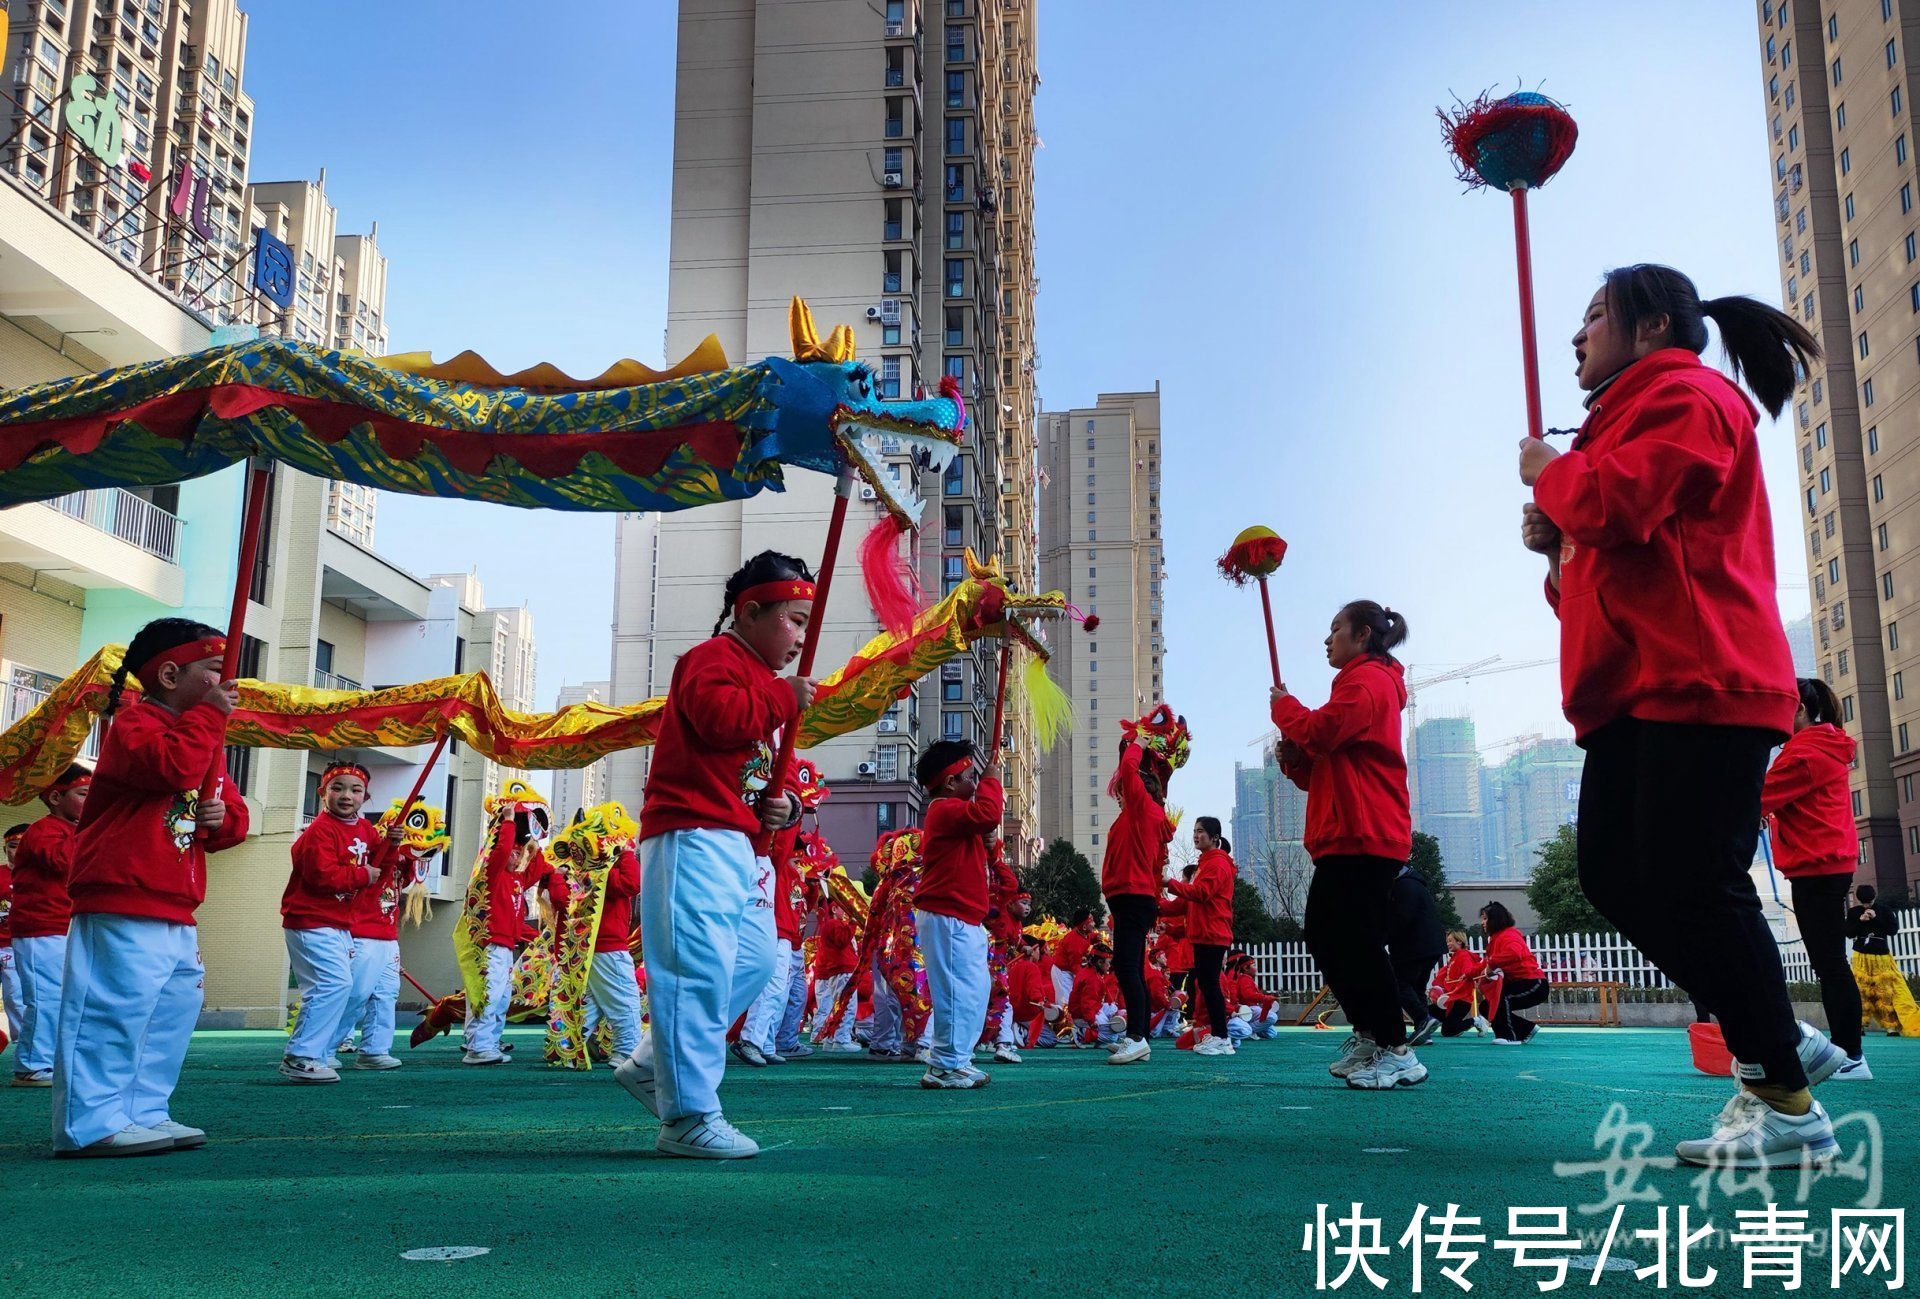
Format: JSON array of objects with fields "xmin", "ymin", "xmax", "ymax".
[
  {"xmin": 1100, "ymin": 755, "xmax": 1174, "ymax": 899},
  {"xmin": 1762, "ymin": 724, "xmax": 1859, "ymax": 878},
  {"xmin": 1068, "ymin": 965, "xmax": 1107, "ymax": 1021},
  {"xmin": 985, "ymin": 848, "xmax": 1023, "ymax": 943},
  {"xmin": 639, "ymin": 634, "xmax": 801, "ymax": 841},
  {"xmin": 1145, "ymin": 965, "xmax": 1172, "ymax": 1015},
  {"xmin": 915, "ymin": 777, "xmax": 1004, "ymax": 925},
  {"xmin": 1009, "ymin": 955, "xmax": 1051, "ymax": 1021},
  {"xmin": 349, "ymin": 843, "xmax": 411, "ymax": 942},
  {"xmin": 1163, "ymin": 847, "xmax": 1235, "ymax": 946},
  {"xmin": 1432, "ymin": 947, "xmax": 1483, "ymax": 1008},
  {"xmin": 597, "ymin": 848, "xmax": 641, "ymax": 953},
  {"xmin": 11, "ymin": 815, "xmax": 78, "ymax": 939},
  {"xmin": 813, "ymin": 912, "xmax": 858, "ymax": 978},
  {"xmin": 0, "ymin": 857, "xmax": 11, "ymax": 946},
  {"xmin": 69, "ymin": 698, "xmax": 249, "ymax": 926},
  {"xmin": 484, "ymin": 821, "xmax": 529, "ymax": 949},
  {"xmin": 282, "ymin": 813, "xmax": 378, "ymax": 931},
  {"xmin": 1482, "ymin": 927, "xmax": 1545, "ymax": 981},
  {"xmin": 1273, "ymin": 657, "xmax": 1412, "ymax": 862},
  {"xmin": 1230, "ymin": 969, "xmax": 1275, "ymax": 1014},
  {"xmin": 1534, "ymin": 349, "xmax": 1797, "ymax": 741},
  {"xmin": 1051, "ymin": 928, "xmax": 1092, "ymax": 979},
  {"xmin": 1158, "ymin": 915, "xmax": 1192, "ymax": 973}
]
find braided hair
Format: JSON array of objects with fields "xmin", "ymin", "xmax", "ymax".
[
  {"xmin": 712, "ymin": 550, "xmax": 816, "ymax": 637},
  {"xmin": 107, "ymin": 617, "xmax": 222, "ymax": 717}
]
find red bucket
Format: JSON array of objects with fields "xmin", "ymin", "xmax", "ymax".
[{"xmin": 1688, "ymin": 1021, "xmax": 1734, "ymax": 1077}]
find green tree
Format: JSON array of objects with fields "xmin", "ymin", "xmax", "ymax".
[
  {"xmin": 1527, "ymin": 823, "xmax": 1613, "ymax": 934},
  {"xmin": 1408, "ymin": 831, "xmax": 1465, "ymax": 932},
  {"xmin": 1024, "ymin": 839, "xmax": 1105, "ymax": 926},
  {"xmin": 1231, "ymin": 875, "xmax": 1282, "ymax": 944}
]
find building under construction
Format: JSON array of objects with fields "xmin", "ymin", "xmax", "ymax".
[
  {"xmin": 1411, "ymin": 716, "xmax": 1488, "ymax": 881},
  {"xmin": 1480, "ymin": 737, "xmax": 1584, "ymax": 881}
]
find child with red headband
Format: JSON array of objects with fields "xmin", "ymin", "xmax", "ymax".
[
  {"xmin": 54, "ymin": 618, "xmax": 248, "ymax": 1157},
  {"xmin": 9, "ymin": 762, "xmax": 92, "ymax": 1087},
  {"xmin": 611, "ymin": 552, "xmax": 816, "ymax": 1160},
  {"xmin": 912, "ymin": 739, "xmax": 1004, "ymax": 1089},
  {"xmin": 335, "ymin": 796, "xmax": 416, "ymax": 1072},
  {"xmin": 280, "ymin": 760, "xmax": 395, "ymax": 1083}
]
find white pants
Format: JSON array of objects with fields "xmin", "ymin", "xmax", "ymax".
[
  {"xmin": 742, "ymin": 937, "xmax": 794, "ymax": 1054},
  {"xmin": 812, "ymin": 972, "xmax": 855, "ymax": 1045},
  {"xmin": 636, "ymin": 831, "xmax": 775, "ymax": 1122},
  {"xmin": 1096, "ymin": 1003, "xmax": 1127, "ymax": 1044},
  {"xmin": 284, "ymin": 927, "xmax": 354, "ymax": 1061},
  {"xmin": 335, "ymin": 937, "xmax": 399, "ymax": 1058},
  {"xmin": 775, "ymin": 944, "xmax": 810, "ymax": 1053},
  {"xmin": 0, "ymin": 946, "xmax": 18, "ymax": 1042},
  {"xmin": 584, "ymin": 948, "xmax": 643, "ymax": 1059},
  {"xmin": 916, "ymin": 909, "xmax": 989, "ymax": 1072},
  {"xmin": 12, "ymin": 933, "xmax": 66, "ymax": 1074},
  {"xmin": 994, "ymin": 999, "xmax": 1015, "ymax": 1046},
  {"xmin": 465, "ymin": 945, "xmax": 514, "ymax": 1054},
  {"xmin": 1050, "ymin": 966, "xmax": 1074, "ymax": 1013},
  {"xmin": 52, "ymin": 914, "xmax": 202, "ymax": 1150},
  {"xmin": 868, "ymin": 953, "xmax": 902, "ymax": 1052},
  {"xmin": 1249, "ymin": 1004, "xmax": 1282, "ymax": 1038}
]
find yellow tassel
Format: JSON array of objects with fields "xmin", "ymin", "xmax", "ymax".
[{"xmin": 1021, "ymin": 653, "xmax": 1073, "ymax": 751}]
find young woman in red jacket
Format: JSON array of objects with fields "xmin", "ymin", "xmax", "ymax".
[
  {"xmin": 55, "ymin": 618, "xmax": 249, "ymax": 1157},
  {"xmin": 611, "ymin": 551, "xmax": 815, "ymax": 1161},
  {"xmin": 1099, "ymin": 737, "xmax": 1175, "ymax": 1066},
  {"xmin": 1272, "ymin": 601, "xmax": 1423, "ymax": 1092},
  {"xmin": 9, "ymin": 762, "xmax": 90, "ymax": 1087},
  {"xmin": 1519, "ymin": 266, "xmax": 1843, "ymax": 1168},
  {"xmin": 1162, "ymin": 818, "xmax": 1236, "ymax": 1056},
  {"xmin": 1477, "ymin": 903, "xmax": 1549, "ymax": 1043},
  {"xmin": 1763, "ymin": 679, "xmax": 1870, "ymax": 1080}
]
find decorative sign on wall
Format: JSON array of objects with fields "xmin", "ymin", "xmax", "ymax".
[
  {"xmin": 252, "ymin": 228, "xmax": 294, "ymax": 309},
  {"xmin": 63, "ymin": 74, "xmax": 124, "ymax": 167},
  {"xmin": 169, "ymin": 162, "xmax": 218, "ymax": 241}
]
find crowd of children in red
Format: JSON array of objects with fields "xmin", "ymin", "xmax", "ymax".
[{"xmin": 0, "ymin": 265, "xmax": 1905, "ymax": 1178}]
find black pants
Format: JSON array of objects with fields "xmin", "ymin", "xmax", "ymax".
[
  {"xmin": 1491, "ymin": 976, "xmax": 1550, "ymax": 1040},
  {"xmin": 1439, "ymin": 1001, "xmax": 1478, "ymax": 1036},
  {"xmin": 1107, "ymin": 894, "xmax": 1157, "ymax": 1042},
  {"xmin": 1192, "ymin": 944, "xmax": 1229, "ymax": 1039},
  {"xmin": 1576, "ymin": 719, "xmax": 1806, "ymax": 1089},
  {"xmin": 1393, "ymin": 954, "xmax": 1439, "ymax": 1029},
  {"xmin": 1791, "ymin": 873, "xmax": 1862, "ymax": 1057},
  {"xmin": 1304, "ymin": 855, "xmax": 1407, "ymax": 1048}
]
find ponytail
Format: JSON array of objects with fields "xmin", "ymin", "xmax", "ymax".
[
  {"xmin": 1602, "ymin": 264, "xmax": 1819, "ymax": 419},
  {"xmin": 1796, "ymin": 676, "xmax": 1843, "ymax": 727},
  {"xmin": 109, "ymin": 616, "xmax": 221, "ymax": 716},
  {"xmin": 1339, "ymin": 600, "xmax": 1409, "ymax": 664},
  {"xmin": 712, "ymin": 550, "xmax": 815, "ymax": 637}
]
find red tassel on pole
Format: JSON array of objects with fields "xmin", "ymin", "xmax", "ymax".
[
  {"xmin": 768, "ymin": 471, "xmax": 857, "ymax": 800},
  {"xmin": 858, "ymin": 512, "xmax": 923, "ymax": 636}
]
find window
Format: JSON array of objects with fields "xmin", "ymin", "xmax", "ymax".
[
  {"xmin": 1865, "ymin": 378, "xmax": 1877, "ymax": 407},
  {"xmin": 876, "ymin": 802, "xmax": 895, "ymax": 834},
  {"xmin": 1847, "ymin": 194, "xmax": 1856, "ymax": 221},
  {"xmin": 1854, "ymin": 791, "xmax": 1865, "ymax": 817},
  {"xmin": 1769, "ymin": 34, "xmax": 1777, "ymax": 62},
  {"xmin": 1893, "ymin": 621, "xmax": 1902, "ymax": 650},
  {"xmin": 1789, "ymin": 123, "xmax": 1801, "ymax": 150},
  {"xmin": 1816, "ymin": 421, "xmax": 1827, "ymax": 447},
  {"xmin": 1802, "ymin": 249, "xmax": 1812, "ymax": 274},
  {"xmin": 1834, "ymin": 57, "xmax": 1845, "ymax": 86},
  {"xmin": 1828, "ymin": 512, "xmax": 1838, "ymax": 538},
  {"xmin": 946, "ymin": 211, "xmax": 965, "ymax": 249},
  {"xmin": 1842, "ymin": 650, "xmax": 1852, "ymax": 676},
  {"xmin": 946, "ymin": 28, "xmax": 965, "ymax": 62},
  {"xmin": 1789, "ymin": 77, "xmax": 1798, "ymax": 104},
  {"xmin": 884, "ymin": 198, "xmax": 903, "ymax": 241},
  {"xmin": 884, "ymin": 97, "xmax": 904, "ymax": 137},
  {"xmin": 1844, "ymin": 695, "xmax": 1856, "ymax": 722},
  {"xmin": 1842, "ymin": 148, "xmax": 1853, "ymax": 175},
  {"xmin": 1875, "ymin": 473, "xmax": 1886, "ymax": 501},
  {"xmin": 1772, "ymin": 74, "xmax": 1781, "ymax": 102},
  {"xmin": 1831, "ymin": 12, "xmax": 1841, "ymax": 38},
  {"xmin": 1870, "ymin": 425, "xmax": 1881, "ymax": 453},
  {"xmin": 881, "ymin": 324, "xmax": 900, "ymax": 345},
  {"xmin": 1837, "ymin": 102, "xmax": 1848, "ymax": 130},
  {"xmin": 945, "ymin": 117, "xmax": 966, "ymax": 155},
  {"xmin": 944, "ymin": 163, "xmax": 966, "ymax": 201},
  {"xmin": 880, "ymin": 355, "xmax": 901, "ymax": 398},
  {"xmin": 1850, "ymin": 237, "xmax": 1861, "ymax": 266},
  {"xmin": 1882, "ymin": 523, "xmax": 1891, "ymax": 551},
  {"xmin": 1892, "ymin": 38, "xmax": 1901, "ymax": 69},
  {"xmin": 1899, "ymin": 671, "xmax": 1907, "ymax": 701},
  {"xmin": 1822, "ymin": 467, "xmax": 1833, "ymax": 494},
  {"xmin": 946, "ymin": 70, "xmax": 965, "ymax": 108},
  {"xmin": 941, "ymin": 712, "xmax": 964, "ymax": 739},
  {"xmin": 945, "ymin": 258, "xmax": 965, "ymax": 298},
  {"xmin": 1883, "ymin": 577, "xmax": 1896, "ymax": 605},
  {"xmin": 1807, "ymin": 486, "xmax": 1817, "ymax": 517},
  {"xmin": 944, "ymin": 458, "xmax": 964, "ymax": 496},
  {"xmin": 1784, "ymin": 39, "xmax": 1793, "ymax": 68},
  {"xmin": 1861, "ymin": 332, "xmax": 1872, "ymax": 360},
  {"xmin": 1830, "ymin": 558, "xmax": 1842, "ymax": 584},
  {"xmin": 1910, "ymin": 233, "xmax": 1918, "ymax": 263},
  {"xmin": 1798, "ymin": 208, "xmax": 1809, "ymax": 234}
]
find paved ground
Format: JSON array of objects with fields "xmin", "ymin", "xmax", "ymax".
[{"xmin": 2, "ymin": 1025, "xmax": 1911, "ymax": 1296}]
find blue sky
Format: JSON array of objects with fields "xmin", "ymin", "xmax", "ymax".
[{"xmin": 242, "ymin": 1, "xmax": 1797, "ymax": 829}]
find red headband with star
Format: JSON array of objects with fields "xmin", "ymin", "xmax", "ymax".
[
  {"xmin": 134, "ymin": 635, "xmax": 226, "ymax": 686},
  {"xmin": 734, "ymin": 579, "xmax": 817, "ymax": 618}
]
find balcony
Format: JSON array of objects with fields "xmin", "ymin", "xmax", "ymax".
[
  {"xmin": 48, "ymin": 487, "xmax": 181, "ymax": 561},
  {"xmin": 0, "ymin": 486, "xmax": 185, "ymax": 603},
  {"xmin": 0, "ymin": 680, "xmax": 101, "ymax": 758},
  {"xmin": 313, "ymin": 668, "xmax": 364, "ymax": 692}
]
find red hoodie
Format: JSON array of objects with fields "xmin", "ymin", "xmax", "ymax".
[
  {"xmin": 596, "ymin": 848, "xmax": 641, "ymax": 953},
  {"xmin": 1163, "ymin": 846, "xmax": 1235, "ymax": 946},
  {"xmin": 1100, "ymin": 753, "xmax": 1175, "ymax": 899},
  {"xmin": 11, "ymin": 815, "xmax": 78, "ymax": 940},
  {"xmin": 1158, "ymin": 915, "xmax": 1192, "ymax": 973},
  {"xmin": 1534, "ymin": 348, "xmax": 1797, "ymax": 741},
  {"xmin": 1145, "ymin": 965, "xmax": 1172, "ymax": 1015},
  {"xmin": 1482, "ymin": 927, "xmax": 1544, "ymax": 981},
  {"xmin": 0, "ymin": 856, "xmax": 12, "ymax": 946},
  {"xmin": 639, "ymin": 633, "xmax": 801, "ymax": 842},
  {"xmin": 1009, "ymin": 955, "xmax": 1051, "ymax": 1021},
  {"xmin": 1273, "ymin": 656, "xmax": 1412, "ymax": 862},
  {"xmin": 813, "ymin": 911, "xmax": 857, "ymax": 978},
  {"xmin": 1051, "ymin": 927, "xmax": 1092, "ymax": 979},
  {"xmin": 916, "ymin": 776, "xmax": 1005, "ymax": 925},
  {"xmin": 483, "ymin": 820, "xmax": 530, "ymax": 949},
  {"xmin": 1762, "ymin": 723, "xmax": 1859, "ymax": 878},
  {"xmin": 349, "ymin": 843, "xmax": 411, "ymax": 942},
  {"xmin": 1068, "ymin": 965, "xmax": 1108, "ymax": 1021},
  {"xmin": 282, "ymin": 814, "xmax": 378, "ymax": 931},
  {"xmin": 1230, "ymin": 969, "xmax": 1275, "ymax": 1013},
  {"xmin": 69, "ymin": 698, "xmax": 249, "ymax": 926}
]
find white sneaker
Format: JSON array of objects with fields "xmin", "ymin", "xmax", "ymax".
[
  {"xmin": 1346, "ymin": 1047, "xmax": 1429, "ymax": 1090},
  {"xmin": 1329, "ymin": 1032, "xmax": 1378, "ymax": 1078},
  {"xmin": 1834, "ymin": 1054, "xmax": 1874, "ymax": 1081},
  {"xmin": 11, "ymin": 1068, "xmax": 52, "ymax": 1088},
  {"xmin": 336, "ymin": 1038, "xmax": 357, "ymax": 1055},
  {"xmin": 913, "ymin": 1046, "xmax": 932, "ymax": 1064},
  {"xmin": 1194, "ymin": 1034, "xmax": 1234, "ymax": 1057},
  {"xmin": 278, "ymin": 1055, "xmax": 340, "ymax": 1084},
  {"xmin": 656, "ymin": 1111, "xmax": 759, "ymax": 1160},
  {"xmin": 781, "ymin": 1043, "xmax": 814, "ymax": 1059},
  {"xmin": 55, "ymin": 1124, "xmax": 175, "ymax": 1158},
  {"xmin": 819, "ymin": 1041, "xmax": 863, "ymax": 1054},
  {"xmin": 1491, "ymin": 1037, "xmax": 1526, "ymax": 1046},
  {"xmin": 730, "ymin": 1040, "xmax": 769, "ymax": 1068},
  {"xmin": 149, "ymin": 1119, "xmax": 207, "ymax": 1149},
  {"xmin": 1675, "ymin": 1092, "xmax": 1838, "ymax": 1169},
  {"xmin": 1472, "ymin": 1016, "xmax": 1491, "ymax": 1036},
  {"xmin": 1731, "ymin": 1021, "xmax": 1848, "ymax": 1087},
  {"xmin": 920, "ymin": 1065, "xmax": 990, "ymax": 1089},
  {"xmin": 614, "ymin": 1037, "xmax": 661, "ymax": 1118},
  {"xmin": 993, "ymin": 1043, "xmax": 1023, "ymax": 1064},
  {"xmin": 461, "ymin": 1048, "xmax": 505, "ymax": 1066},
  {"xmin": 1109, "ymin": 1036, "xmax": 1152, "ymax": 1065},
  {"xmin": 354, "ymin": 1053, "xmax": 403, "ymax": 1071}
]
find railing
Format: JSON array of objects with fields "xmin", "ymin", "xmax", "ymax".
[
  {"xmin": 312, "ymin": 669, "xmax": 364, "ymax": 691},
  {"xmin": 45, "ymin": 487, "xmax": 182, "ymax": 563},
  {"xmin": 2, "ymin": 683, "xmax": 101, "ymax": 759},
  {"xmin": 1242, "ymin": 919, "xmax": 1920, "ymax": 995}
]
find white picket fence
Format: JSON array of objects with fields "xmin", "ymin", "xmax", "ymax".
[{"xmin": 1243, "ymin": 916, "xmax": 1920, "ymax": 997}]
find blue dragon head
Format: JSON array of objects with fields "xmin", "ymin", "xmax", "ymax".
[{"xmin": 756, "ymin": 299, "xmax": 965, "ymax": 524}]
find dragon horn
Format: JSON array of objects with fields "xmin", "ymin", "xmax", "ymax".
[{"xmin": 790, "ymin": 296, "xmax": 820, "ymax": 358}]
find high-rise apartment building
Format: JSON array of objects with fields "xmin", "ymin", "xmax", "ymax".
[
  {"xmin": 1756, "ymin": 0, "xmax": 1910, "ymax": 894},
  {"xmin": 2, "ymin": 0, "xmax": 258, "ymax": 319},
  {"xmin": 551, "ymin": 681, "xmax": 612, "ymax": 824},
  {"xmin": 1035, "ymin": 387, "xmax": 1166, "ymax": 854},
  {"xmin": 610, "ymin": 0, "xmax": 1040, "ymax": 870},
  {"xmin": 1412, "ymin": 716, "xmax": 1487, "ymax": 881},
  {"xmin": 1231, "ymin": 748, "xmax": 1309, "ymax": 920}
]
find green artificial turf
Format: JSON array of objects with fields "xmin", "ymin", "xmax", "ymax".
[{"xmin": 2, "ymin": 1026, "xmax": 1910, "ymax": 1296}]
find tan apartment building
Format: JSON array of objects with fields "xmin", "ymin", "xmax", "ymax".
[
  {"xmin": 2, "ymin": 0, "xmax": 258, "ymax": 320},
  {"xmin": 1035, "ymin": 388, "xmax": 1166, "ymax": 854},
  {"xmin": 610, "ymin": 0, "xmax": 1040, "ymax": 870},
  {"xmin": 1757, "ymin": 0, "xmax": 1913, "ymax": 894}
]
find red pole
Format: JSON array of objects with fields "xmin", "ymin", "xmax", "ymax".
[
  {"xmin": 989, "ymin": 640, "xmax": 1012, "ymax": 756},
  {"xmin": 1257, "ymin": 577, "xmax": 1282, "ymax": 689},
  {"xmin": 1510, "ymin": 186, "xmax": 1546, "ymax": 441},
  {"xmin": 767, "ymin": 470, "xmax": 856, "ymax": 794},
  {"xmin": 198, "ymin": 461, "xmax": 271, "ymax": 831},
  {"xmin": 399, "ymin": 967, "xmax": 441, "ymax": 1003},
  {"xmin": 371, "ymin": 728, "xmax": 451, "ymax": 874}
]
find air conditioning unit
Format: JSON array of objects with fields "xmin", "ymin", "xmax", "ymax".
[
  {"xmin": 878, "ymin": 718, "xmax": 900, "ymax": 733},
  {"xmin": 884, "ymin": 20, "xmax": 905, "ymax": 36},
  {"xmin": 859, "ymin": 485, "xmax": 878, "ymax": 501},
  {"xmin": 866, "ymin": 306, "xmax": 883, "ymax": 320},
  {"xmin": 857, "ymin": 761, "xmax": 879, "ymax": 777},
  {"xmin": 879, "ymin": 298, "xmax": 902, "ymax": 324},
  {"xmin": 882, "ymin": 171, "xmax": 904, "ymax": 188}
]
